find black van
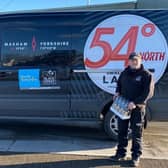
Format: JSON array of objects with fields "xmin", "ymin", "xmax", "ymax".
[{"xmin": 0, "ymin": 10, "xmax": 168, "ymax": 140}]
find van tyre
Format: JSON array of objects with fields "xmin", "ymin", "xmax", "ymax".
[{"xmin": 104, "ymin": 110, "xmax": 132, "ymax": 141}]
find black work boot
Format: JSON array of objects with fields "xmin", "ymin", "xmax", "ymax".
[
  {"xmin": 130, "ymin": 157, "xmax": 140, "ymax": 167},
  {"xmin": 109, "ymin": 154, "xmax": 127, "ymax": 161}
]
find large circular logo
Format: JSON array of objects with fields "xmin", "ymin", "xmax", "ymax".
[{"xmin": 84, "ymin": 14, "xmax": 168, "ymax": 94}]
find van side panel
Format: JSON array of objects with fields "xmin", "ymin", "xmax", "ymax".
[{"xmin": 0, "ymin": 11, "xmax": 168, "ymax": 121}]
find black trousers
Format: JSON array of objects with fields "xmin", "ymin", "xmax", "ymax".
[{"xmin": 116, "ymin": 106, "xmax": 145, "ymax": 158}]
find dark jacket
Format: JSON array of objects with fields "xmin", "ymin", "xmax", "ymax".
[{"xmin": 116, "ymin": 64, "xmax": 154, "ymax": 105}]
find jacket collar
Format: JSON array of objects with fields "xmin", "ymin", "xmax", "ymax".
[{"xmin": 125, "ymin": 64, "xmax": 144, "ymax": 75}]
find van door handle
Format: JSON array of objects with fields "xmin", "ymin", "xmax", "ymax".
[
  {"xmin": 72, "ymin": 69, "xmax": 87, "ymax": 73},
  {"xmin": 72, "ymin": 69, "xmax": 123, "ymax": 73}
]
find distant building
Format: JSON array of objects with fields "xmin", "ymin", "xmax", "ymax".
[
  {"xmin": 1, "ymin": 0, "xmax": 168, "ymax": 14},
  {"xmin": 41, "ymin": 0, "xmax": 168, "ymax": 11}
]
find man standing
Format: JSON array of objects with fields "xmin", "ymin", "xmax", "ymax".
[{"xmin": 110, "ymin": 52, "xmax": 154, "ymax": 167}]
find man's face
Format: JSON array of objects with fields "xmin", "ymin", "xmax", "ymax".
[{"xmin": 128, "ymin": 58, "xmax": 142, "ymax": 69}]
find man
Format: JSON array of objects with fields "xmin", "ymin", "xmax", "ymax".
[{"xmin": 110, "ymin": 52, "xmax": 154, "ymax": 167}]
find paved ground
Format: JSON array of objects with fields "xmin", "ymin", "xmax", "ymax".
[
  {"xmin": 0, "ymin": 121, "xmax": 167, "ymax": 167},
  {"xmin": 0, "ymin": 153, "xmax": 167, "ymax": 168}
]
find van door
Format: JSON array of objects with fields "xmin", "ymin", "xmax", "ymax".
[
  {"xmin": 69, "ymin": 17, "xmax": 103, "ymax": 120},
  {"xmin": 0, "ymin": 25, "xmax": 71, "ymax": 118}
]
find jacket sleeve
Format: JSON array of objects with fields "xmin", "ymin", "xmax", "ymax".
[
  {"xmin": 134, "ymin": 73, "xmax": 154, "ymax": 105},
  {"xmin": 115, "ymin": 72, "xmax": 123, "ymax": 94}
]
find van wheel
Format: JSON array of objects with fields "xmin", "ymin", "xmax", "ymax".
[{"xmin": 104, "ymin": 110, "xmax": 132, "ymax": 141}]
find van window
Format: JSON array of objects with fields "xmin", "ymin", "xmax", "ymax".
[{"xmin": 1, "ymin": 27, "xmax": 71, "ymax": 67}]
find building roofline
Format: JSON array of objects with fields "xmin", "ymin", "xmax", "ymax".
[{"xmin": 0, "ymin": 1, "xmax": 136, "ymax": 15}]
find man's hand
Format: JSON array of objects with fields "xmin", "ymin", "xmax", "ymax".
[
  {"xmin": 113, "ymin": 92, "xmax": 119, "ymax": 101},
  {"xmin": 128, "ymin": 102, "xmax": 136, "ymax": 110}
]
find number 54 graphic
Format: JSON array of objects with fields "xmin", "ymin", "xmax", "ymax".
[{"xmin": 84, "ymin": 23, "xmax": 155, "ymax": 68}]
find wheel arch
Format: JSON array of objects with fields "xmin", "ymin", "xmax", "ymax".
[{"xmin": 100, "ymin": 99, "xmax": 113, "ymax": 118}]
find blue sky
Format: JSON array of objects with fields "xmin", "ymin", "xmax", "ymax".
[{"xmin": 0, "ymin": 0, "xmax": 135, "ymax": 12}]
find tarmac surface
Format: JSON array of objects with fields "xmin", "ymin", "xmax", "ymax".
[{"xmin": 0, "ymin": 121, "xmax": 166, "ymax": 168}]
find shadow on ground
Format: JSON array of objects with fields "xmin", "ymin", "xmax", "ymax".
[{"xmin": 0, "ymin": 153, "xmax": 167, "ymax": 168}]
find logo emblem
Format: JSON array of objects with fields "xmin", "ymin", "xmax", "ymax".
[
  {"xmin": 32, "ymin": 36, "xmax": 36, "ymax": 51},
  {"xmin": 42, "ymin": 70, "xmax": 57, "ymax": 85},
  {"xmin": 135, "ymin": 76, "xmax": 142, "ymax": 82},
  {"xmin": 84, "ymin": 14, "xmax": 168, "ymax": 94}
]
